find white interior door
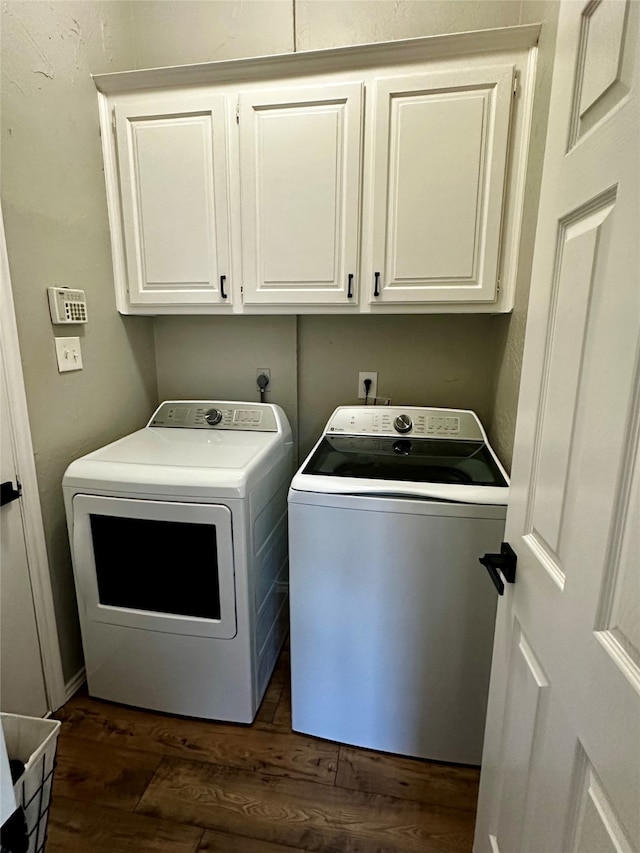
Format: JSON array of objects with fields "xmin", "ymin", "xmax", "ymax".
[
  {"xmin": 474, "ymin": 2, "xmax": 639, "ymax": 852},
  {"xmin": 0, "ymin": 343, "xmax": 48, "ymax": 717},
  {"xmin": 0, "ymin": 207, "xmax": 65, "ymax": 716}
]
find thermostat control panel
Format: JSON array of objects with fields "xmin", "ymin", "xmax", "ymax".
[{"xmin": 48, "ymin": 287, "xmax": 88, "ymax": 324}]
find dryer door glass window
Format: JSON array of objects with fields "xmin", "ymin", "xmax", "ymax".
[{"xmin": 90, "ymin": 515, "xmax": 221, "ymax": 619}]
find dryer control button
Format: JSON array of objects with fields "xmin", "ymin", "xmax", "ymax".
[
  {"xmin": 394, "ymin": 414, "xmax": 413, "ymax": 434},
  {"xmin": 204, "ymin": 408, "xmax": 222, "ymax": 426}
]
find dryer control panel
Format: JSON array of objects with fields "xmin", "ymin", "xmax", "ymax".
[
  {"xmin": 325, "ymin": 407, "xmax": 484, "ymax": 440},
  {"xmin": 148, "ymin": 401, "xmax": 278, "ymax": 431}
]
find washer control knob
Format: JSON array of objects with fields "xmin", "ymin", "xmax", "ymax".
[
  {"xmin": 205, "ymin": 408, "xmax": 222, "ymax": 426},
  {"xmin": 394, "ymin": 414, "xmax": 413, "ymax": 434}
]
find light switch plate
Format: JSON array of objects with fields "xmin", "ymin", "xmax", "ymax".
[{"xmin": 54, "ymin": 337, "xmax": 83, "ymax": 372}]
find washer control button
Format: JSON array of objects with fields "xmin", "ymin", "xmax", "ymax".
[
  {"xmin": 204, "ymin": 408, "xmax": 222, "ymax": 426},
  {"xmin": 394, "ymin": 414, "xmax": 413, "ymax": 434}
]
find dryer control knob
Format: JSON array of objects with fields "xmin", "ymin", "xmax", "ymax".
[
  {"xmin": 205, "ymin": 408, "xmax": 223, "ymax": 426},
  {"xmin": 394, "ymin": 414, "xmax": 413, "ymax": 434}
]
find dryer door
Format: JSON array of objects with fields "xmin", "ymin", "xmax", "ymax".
[{"xmin": 72, "ymin": 495, "xmax": 236, "ymax": 639}]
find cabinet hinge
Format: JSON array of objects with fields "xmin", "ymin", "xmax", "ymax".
[
  {"xmin": 497, "ymin": 276, "xmax": 501, "ymax": 295},
  {"xmin": 111, "ymin": 108, "xmax": 116, "ymax": 131},
  {"xmin": 513, "ymin": 74, "xmax": 518, "ymax": 97},
  {"xmin": 236, "ymin": 103, "xmax": 240, "ymax": 124}
]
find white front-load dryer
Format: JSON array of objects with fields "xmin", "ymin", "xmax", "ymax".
[{"xmin": 63, "ymin": 401, "xmax": 293, "ymax": 722}]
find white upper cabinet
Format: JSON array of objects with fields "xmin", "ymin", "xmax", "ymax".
[
  {"xmin": 115, "ymin": 96, "xmax": 232, "ymax": 306},
  {"xmin": 239, "ymin": 82, "xmax": 363, "ymax": 305},
  {"xmin": 96, "ymin": 26, "xmax": 540, "ymax": 314},
  {"xmin": 365, "ymin": 66, "xmax": 514, "ymax": 304}
]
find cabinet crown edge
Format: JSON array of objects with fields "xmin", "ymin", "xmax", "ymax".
[{"xmin": 92, "ymin": 24, "xmax": 541, "ymax": 95}]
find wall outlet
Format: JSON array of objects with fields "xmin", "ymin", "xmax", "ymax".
[
  {"xmin": 256, "ymin": 367, "xmax": 271, "ymax": 391},
  {"xmin": 358, "ymin": 371, "xmax": 377, "ymax": 400},
  {"xmin": 54, "ymin": 336, "xmax": 83, "ymax": 372}
]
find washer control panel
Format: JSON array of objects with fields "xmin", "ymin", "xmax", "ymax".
[
  {"xmin": 325, "ymin": 407, "xmax": 484, "ymax": 441},
  {"xmin": 149, "ymin": 401, "xmax": 278, "ymax": 431}
]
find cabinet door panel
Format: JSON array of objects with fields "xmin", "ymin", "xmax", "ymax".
[
  {"xmin": 115, "ymin": 97, "xmax": 230, "ymax": 305},
  {"xmin": 240, "ymin": 83, "xmax": 362, "ymax": 305},
  {"xmin": 369, "ymin": 66, "xmax": 514, "ymax": 304}
]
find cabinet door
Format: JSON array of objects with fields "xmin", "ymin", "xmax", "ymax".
[
  {"xmin": 115, "ymin": 96, "xmax": 231, "ymax": 306},
  {"xmin": 239, "ymin": 82, "xmax": 362, "ymax": 305},
  {"xmin": 367, "ymin": 66, "xmax": 514, "ymax": 304}
]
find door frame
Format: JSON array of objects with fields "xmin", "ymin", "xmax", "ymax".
[{"xmin": 1, "ymin": 206, "xmax": 66, "ymax": 712}]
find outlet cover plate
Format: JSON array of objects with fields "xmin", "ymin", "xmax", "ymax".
[
  {"xmin": 256, "ymin": 367, "xmax": 271, "ymax": 390},
  {"xmin": 358, "ymin": 371, "xmax": 377, "ymax": 399}
]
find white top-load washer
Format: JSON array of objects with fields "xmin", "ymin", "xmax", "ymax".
[
  {"xmin": 288, "ymin": 406, "xmax": 509, "ymax": 765},
  {"xmin": 63, "ymin": 401, "xmax": 292, "ymax": 723}
]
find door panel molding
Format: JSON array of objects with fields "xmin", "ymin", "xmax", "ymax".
[
  {"xmin": 568, "ymin": 0, "xmax": 638, "ymax": 148},
  {"xmin": 491, "ymin": 622, "xmax": 550, "ymax": 853},
  {"xmin": 567, "ymin": 744, "xmax": 635, "ymax": 853},
  {"xmin": 526, "ymin": 190, "xmax": 617, "ymax": 567},
  {"xmin": 595, "ymin": 353, "xmax": 640, "ymax": 691}
]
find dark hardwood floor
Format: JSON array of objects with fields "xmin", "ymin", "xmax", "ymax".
[{"xmin": 49, "ymin": 648, "xmax": 479, "ymax": 852}]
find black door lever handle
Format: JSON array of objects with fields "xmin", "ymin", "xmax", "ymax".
[
  {"xmin": 1, "ymin": 480, "xmax": 22, "ymax": 507},
  {"xmin": 479, "ymin": 542, "xmax": 517, "ymax": 595}
]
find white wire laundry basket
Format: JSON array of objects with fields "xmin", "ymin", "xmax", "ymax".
[{"xmin": 1, "ymin": 713, "xmax": 61, "ymax": 853}]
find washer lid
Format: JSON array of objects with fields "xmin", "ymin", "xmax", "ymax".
[
  {"xmin": 301, "ymin": 434, "xmax": 507, "ymax": 485},
  {"xmin": 290, "ymin": 406, "xmax": 509, "ymax": 505}
]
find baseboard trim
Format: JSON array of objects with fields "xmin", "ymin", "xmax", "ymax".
[{"xmin": 65, "ymin": 667, "xmax": 86, "ymax": 701}]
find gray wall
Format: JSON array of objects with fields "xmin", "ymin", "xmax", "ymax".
[
  {"xmin": 1, "ymin": 0, "xmax": 558, "ymax": 687},
  {"xmin": 297, "ymin": 315, "xmax": 500, "ymax": 459},
  {"xmin": 1, "ymin": 1, "xmax": 159, "ymax": 681},
  {"xmin": 130, "ymin": 0, "xmax": 293, "ymax": 66},
  {"xmin": 488, "ymin": 0, "xmax": 559, "ymax": 469},
  {"xmin": 154, "ymin": 316, "xmax": 299, "ymax": 449}
]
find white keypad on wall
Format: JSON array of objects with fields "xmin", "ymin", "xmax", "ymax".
[{"xmin": 48, "ymin": 287, "xmax": 88, "ymax": 324}]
